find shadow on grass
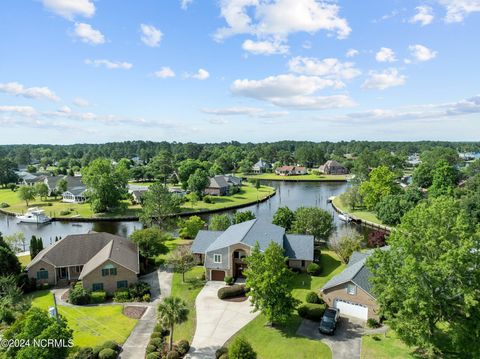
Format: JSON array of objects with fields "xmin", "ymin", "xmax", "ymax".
[{"xmin": 320, "ymin": 253, "xmax": 342, "ymax": 277}]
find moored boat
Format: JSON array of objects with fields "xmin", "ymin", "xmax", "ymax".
[{"xmin": 16, "ymin": 207, "xmax": 51, "ymax": 224}]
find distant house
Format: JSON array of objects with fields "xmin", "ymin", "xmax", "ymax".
[
  {"xmin": 192, "ymin": 219, "xmax": 314, "ymax": 281},
  {"xmin": 321, "ymin": 249, "xmax": 387, "ymax": 321},
  {"xmin": 128, "ymin": 184, "xmax": 149, "ymax": 204},
  {"xmin": 44, "ymin": 175, "xmax": 66, "ymax": 196},
  {"xmin": 26, "ymin": 232, "xmax": 140, "ymax": 294},
  {"xmin": 406, "ymin": 154, "xmax": 421, "ymax": 166},
  {"xmin": 319, "ymin": 160, "xmax": 348, "ymax": 175},
  {"xmin": 168, "ymin": 187, "xmax": 187, "ymax": 197},
  {"xmin": 60, "ymin": 176, "xmax": 87, "ymax": 203},
  {"xmin": 15, "ymin": 171, "xmax": 45, "ymax": 186},
  {"xmin": 275, "ymin": 165, "xmax": 307, "ymax": 176},
  {"xmin": 204, "ymin": 175, "xmax": 242, "ymax": 196},
  {"xmin": 252, "ymin": 159, "xmax": 271, "ymax": 174}
]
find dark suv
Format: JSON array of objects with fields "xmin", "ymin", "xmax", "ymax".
[{"xmin": 318, "ymin": 308, "xmax": 340, "ymax": 335}]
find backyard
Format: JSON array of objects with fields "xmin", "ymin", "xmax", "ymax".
[
  {"xmin": 28, "ymin": 290, "xmax": 138, "ymax": 347},
  {"xmin": 332, "ymin": 195, "xmax": 385, "ymax": 226}
]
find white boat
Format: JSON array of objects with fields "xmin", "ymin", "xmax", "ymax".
[
  {"xmin": 338, "ymin": 213, "xmax": 352, "ymax": 223},
  {"xmin": 327, "ymin": 196, "xmax": 336, "ymax": 203},
  {"xmin": 16, "ymin": 207, "xmax": 51, "ymax": 224}
]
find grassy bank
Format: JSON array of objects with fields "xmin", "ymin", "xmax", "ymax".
[
  {"xmin": 226, "ymin": 250, "xmax": 345, "ymax": 359},
  {"xmin": 240, "ymin": 173, "xmax": 347, "ymax": 182},
  {"xmin": 332, "ymin": 195, "xmax": 385, "ymax": 226}
]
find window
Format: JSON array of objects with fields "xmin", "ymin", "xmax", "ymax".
[
  {"xmin": 36, "ymin": 269, "xmax": 48, "ymax": 280},
  {"xmin": 117, "ymin": 280, "xmax": 128, "ymax": 289},
  {"xmin": 101, "ymin": 264, "xmax": 117, "ymax": 276},
  {"xmin": 92, "ymin": 283, "xmax": 104, "ymax": 291},
  {"xmin": 347, "ymin": 283, "xmax": 356, "ymax": 295},
  {"xmin": 301, "ymin": 260, "xmax": 305, "ymax": 267},
  {"xmin": 213, "ymin": 254, "xmax": 222, "ymax": 263}
]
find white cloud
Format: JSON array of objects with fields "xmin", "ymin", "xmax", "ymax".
[
  {"xmin": 85, "ymin": 59, "xmax": 133, "ymax": 70},
  {"xmin": 362, "ymin": 68, "xmax": 406, "ymax": 90},
  {"xmin": 201, "ymin": 107, "xmax": 289, "ymax": 118},
  {"xmin": 288, "ymin": 56, "xmax": 361, "ymax": 80},
  {"xmin": 42, "ymin": 0, "xmax": 95, "ymax": 20},
  {"xmin": 140, "ymin": 24, "xmax": 163, "ymax": 47},
  {"xmin": 410, "ymin": 6, "xmax": 434, "ymax": 26},
  {"xmin": 73, "ymin": 97, "xmax": 90, "ymax": 107},
  {"xmin": 242, "ymin": 39, "xmax": 289, "ymax": 55},
  {"xmin": 180, "ymin": 0, "xmax": 193, "ymax": 10},
  {"xmin": 437, "ymin": 0, "xmax": 480, "ymax": 23},
  {"xmin": 346, "ymin": 48, "xmax": 359, "ymax": 57},
  {"xmin": 73, "ymin": 23, "xmax": 105, "ymax": 45},
  {"xmin": 375, "ymin": 47, "xmax": 396, "ymax": 62},
  {"xmin": 188, "ymin": 69, "xmax": 210, "ymax": 80},
  {"xmin": 409, "ymin": 44, "xmax": 438, "ymax": 61},
  {"xmin": 231, "ymin": 74, "xmax": 354, "ymax": 109},
  {"xmin": 0, "ymin": 82, "xmax": 60, "ymax": 101},
  {"xmin": 154, "ymin": 67, "xmax": 176, "ymax": 78},
  {"xmin": 58, "ymin": 105, "xmax": 72, "ymax": 114},
  {"xmin": 215, "ymin": 0, "xmax": 351, "ymax": 43},
  {"xmin": 0, "ymin": 105, "xmax": 37, "ymax": 116}
]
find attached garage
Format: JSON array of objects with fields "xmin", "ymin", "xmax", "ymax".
[
  {"xmin": 211, "ymin": 270, "xmax": 225, "ymax": 281},
  {"xmin": 333, "ymin": 299, "xmax": 368, "ymax": 320}
]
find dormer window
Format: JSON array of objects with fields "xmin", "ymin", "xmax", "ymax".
[
  {"xmin": 101, "ymin": 263, "xmax": 117, "ymax": 276},
  {"xmin": 214, "ymin": 254, "xmax": 222, "ymax": 263}
]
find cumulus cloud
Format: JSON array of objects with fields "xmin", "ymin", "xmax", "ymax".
[
  {"xmin": 0, "ymin": 82, "xmax": 60, "ymax": 101},
  {"xmin": 140, "ymin": 24, "xmax": 163, "ymax": 47},
  {"xmin": 187, "ymin": 69, "xmax": 210, "ymax": 80},
  {"xmin": 153, "ymin": 67, "xmax": 176, "ymax": 78},
  {"xmin": 242, "ymin": 39, "xmax": 289, "ymax": 55},
  {"xmin": 215, "ymin": 0, "xmax": 351, "ymax": 47},
  {"xmin": 437, "ymin": 0, "xmax": 480, "ymax": 23},
  {"xmin": 346, "ymin": 48, "xmax": 359, "ymax": 58},
  {"xmin": 375, "ymin": 47, "xmax": 396, "ymax": 62},
  {"xmin": 201, "ymin": 107, "xmax": 288, "ymax": 118},
  {"xmin": 42, "ymin": 0, "xmax": 95, "ymax": 20},
  {"xmin": 180, "ymin": 0, "xmax": 193, "ymax": 10},
  {"xmin": 288, "ymin": 57, "xmax": 361, "ymax": 80},
  {"xmin": 410, "ymin": 6, "xmax": 434, "ymax": 26},
  {"xmin": 73, "ymin": 23, "xmax": 105, "ymax": 45},
  {"xmin": 0, "ymin": 105, "xmax": 37, "ymax": 116},
  {"xmin": 85, "ymin": 59, "xmax": 133, "ymax": 70},
  {"xmin": 362, "ymin": 68, "xmax": 406, "ymax": 90},
  {"xmin": 409, "ymin": 44, "xmax": 438, "ymax": 61},
  {"xmin": 231, "ymin": 74, "xmax": 354, "ymax": 109},
  {"xmin": 73, "ymin": 97, "xmax": 90, "ymax": 107}
]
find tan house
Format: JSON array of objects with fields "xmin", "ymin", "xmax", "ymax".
[
  {"xmin": 204, "ymin": 175, "xmax": 242, "ymax": 196},
  {"xmin": 26, "ymin": 232, "xmax": 140, "ymax": 294},
  {"xmin": 275, "ymin": 165, "xmax": 307, "ymax": 176},
  {"xmin": 321, "ymin": 250, "xmax": 384, "ymax": 321},
  {"xmin": 319, "ymin": 160, "xmax": 348, "ymax": 175},
  {"xmin": 192, "ymin": 219, "xmax": 314, "ymax": 281}
]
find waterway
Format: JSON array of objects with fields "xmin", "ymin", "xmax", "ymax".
[{"xmin": 0, "ymin": 181, "xmax": 367, "ymax": 249}]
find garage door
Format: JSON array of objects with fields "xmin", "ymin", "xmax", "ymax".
[
  {"xmin": 333, "ymin": 299, "xmax": 368, "ymax": 320},
  {"xmin": 211, "ymin": 270, "xmax": 225, "ymax": 281}
]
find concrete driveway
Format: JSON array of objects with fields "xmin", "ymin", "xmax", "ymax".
[
  {"xmin": 297, "ymin": 316, "xmax": 364, "ymax": 359},
  {"xmin": 186, "ymin": 281, "xmax": 259, "ymax": 359}
]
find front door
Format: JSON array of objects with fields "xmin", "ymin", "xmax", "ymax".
[
  {"xmin": 58, "ymin": 267, "xmax": 68, "ymax": 279},
  {"xmin": 235, "ymin": 263, "xmax": 247, "ymax": 278}
]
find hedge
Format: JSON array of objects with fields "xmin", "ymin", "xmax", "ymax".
[
  {"xmin": 297, "ymin": 303, "xmax": 326, "ymax": 321},
  {"xmin": 98, "ymin": 348, "xmax": 117, "ymax": 359},
  {"xmin": 307, "ymin": 262, "xmax": 322, "ymax": 276},
  {"xmin": 217, "ymin": 284, "xmax": 247, "ymax": 299},
  {"xmin": 91, "ymin": 291, "xmax": 106, "ymax": 304},
  {"xmin": 305, "ymin": 291, "xmax": 322, "ymax": 304}
]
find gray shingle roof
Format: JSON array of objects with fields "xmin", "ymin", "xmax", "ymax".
[
  {"xmin": 191, "ymin": 230, "xmax": 225, "ymax": 253},
  {"xmin": 321, "ymin": 257, "xmax": 367, "ymax": 292},
  {"xmin": 208, "ymin": 176, "xmax": 229, "ymax": 189},
  {"xmin": 284, "ymin": 234, "xmax": 314, "ymax": 260}
]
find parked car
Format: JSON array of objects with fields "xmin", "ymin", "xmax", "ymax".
[{"xmin": 318, "ymin": 308, "xmax": 340, "ymax": 335}]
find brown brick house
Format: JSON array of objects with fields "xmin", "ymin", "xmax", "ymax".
[
  {"xmin": 319, "ymin": 160, "xmax": 348, "ymax": 175},
  {"xmin": 321, "ymin": 250, "xmax": 383, "ymax": 321},
  {"xmin": 26, "ymin": 232, "xmax": 140, "ymax": 295},
  {"xmin": 275, "ymin": 165, "xmax": 307, "ymax": 176},
  {"xmin": 204, "ymin": 175, "xmax": 242, "ymax": 196}
]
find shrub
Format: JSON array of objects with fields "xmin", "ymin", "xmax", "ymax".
[
  {"xmin": 219, "ymin": 355, "xmax": 228, "ymax": 359},
  {"xmin": 215, "ymin": 347, "xmax": 228, "ymax": 359},
  {"xmin": 60, "ymin": 210, "xmax": 71, "ymax": 216},
  {"xmin": 306, "ymin": 262, "xmax": 322, "ymax": 276},
  {"xmin": 146, "ymin": 353, "xmax": 161, "ymax": 359},
  {"xmin": 150, "ymin": 332, "xmax": 163, "ymax": 339},
  {"xmin": 92, "ymin": 345, "xmax": 104, "ymax": 358},
  {"xmin": 0, "ymin": 202, "xmax": 9, "ymax": 208},
  {"xmin": 129, "ymin": 281, "xmax": 151, "ymax": 301},
  {"xmin": 367, "ymin": 318, "xmax": 381, "ymax": 328},
  {"xmin": 71, "ymin": 347, "xmax": 94, "ymax": 359},
  {"xmin": 166, "ymin": 351, "xmax": 179, "ymax": 359},
  {"xmin": 91, "ymin": 291, "xmax": 106, "ymax": 304},
  {"xmin": 297, "ymin": 303, "xmax": 326, "ymax": 321},
  {"xmin": 0, "ymin": 307, "xmax": 15, "ymax": 325},
  {"xmin": 69, "ymin": 283, "xmax": 91, "ymax": 305},
  {"xmin": 203, "ymin": 195, "xmax": 214, "ymax": 204},
  {"xmin": 101, "ymin": 341, "xmax": 119, "ymax": 352},
  {"xmin": 17, "ymin": 273, "xmax": 36, "ymax": 293},
  {"xmin": 153, "ymin": 323, "xmax": 164, "ymax": 333},
  {"xmin": 176, "ymin": 340, "xmax": 190, "ymax": 356},
  {"xmin": 146, "ymin": 344, "xmax": 157, "ymax": 355},
  {"xmin": 142, "ymin": 293, "xmax": 151, "ymax": 302},
  {"xmin": 224, "ymin": 276, "xmax": 234, "ymax": 285},
  {"xmin": 305, "ymin": 291, "xmax": 321, "ymax": 304},
  {"xmin": 98, "ymin": 348, "xmax": 117, "ymax": 359},
  {"xmin": 113, "ymin": 289, "xmax": 130, "ymax": 302},
  {"xmin": 149, "ymin": 338, "xmax": 164, "ymax": 350},
  {"xmin": 217, "ymin": 284, "xmax": 246, "ymax": 299},
  {"xmin": 228, "ymin": 337, "xmax": 256, "ymax": 359}
]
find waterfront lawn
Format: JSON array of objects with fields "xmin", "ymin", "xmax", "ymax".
[
  {"xmin": 361, "ymin": 331, "xmax": 417, "ymax": 359},
  {"xmin": 28, "ymin": 290, "xmax": 137, "ymax": 347},
  {"xmin": 154, "ymin": 237, "xmax": 191, "ymax": 266},
  {"xmin": 333, "ymin": 196, "xmax": 384, "ymax": 226},
  {"xmin": 240, "ymin": 173, "xmax": 347, "ymax": 181},
  {"xmin": 226, "ymin": 250, "xmax": 345, "ymax": 359},
  {"xmin": 170, "ymin": 266, "xmax": 205, "ymax": 342}
]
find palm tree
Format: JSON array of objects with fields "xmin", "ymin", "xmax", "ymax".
[{"xmin": 157, "ymin": 296, "xmax": 189, "ymax": 351}]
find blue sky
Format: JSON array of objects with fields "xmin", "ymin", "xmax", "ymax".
[{"xmin": 0, "ymin": 0, "xmax": 479, "ymax": 144}]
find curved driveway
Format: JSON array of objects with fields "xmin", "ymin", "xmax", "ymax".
[{"xmin": 186, "ymin": 281, "xmax": 259, "ymax": 359}]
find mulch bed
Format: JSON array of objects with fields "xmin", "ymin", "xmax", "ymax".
[
  {"xmin": 223, "ymin": 296, "xmax": 248, "ymax": 302},
  {"xmin": 123, "ymin": 306, "xmax": 147, "ymax": 319}
]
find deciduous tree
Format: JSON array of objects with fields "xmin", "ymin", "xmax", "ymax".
[
  {"xmin": 291, "ymin": 207, "xmax": 333, "ymax": 241},
  {"xmin": 272, "ymin": 207, "xmax": 295, "ymax": 231},
  {"xmin": 140, "ymin": 183, "xmax": 183, "ymax": 229},
  {"xmin": 17, "ymin": 186, "xmax": 36, "ymax": 207}
]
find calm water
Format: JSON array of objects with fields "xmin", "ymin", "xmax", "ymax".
[{"xmin": 0, "ymin": 181, "xmax": 365, "ymax": 248}]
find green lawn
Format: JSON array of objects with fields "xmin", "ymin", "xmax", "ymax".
[
  {"xmin": 28, "ymin": 290, "xmax": 138, "ymax": 347},
  {"xmin": 333, "ymin": 195, "xmax": 385, "ymax": 226},
  {"xmin": 362, "ymin": 331, "xmax": 417, "ymax": 359},
  {"xmin": 170, "ymin": 266, "xmax": 205, "ymax": 342},
  {"xmin": 240, "ymin": 172, "xmax": 347, "ymax": 182},
  {"xmin": 154, "ymin": 237, "xmax": 192, "ymax": 266},
  {"xmin": 227, "ymin": 250, "xmax": 345, "ymax": 359}
]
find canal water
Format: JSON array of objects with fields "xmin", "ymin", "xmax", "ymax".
[{"xmin": 0, "ymin": 181, "xmax": 366, "ymax": 248}]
